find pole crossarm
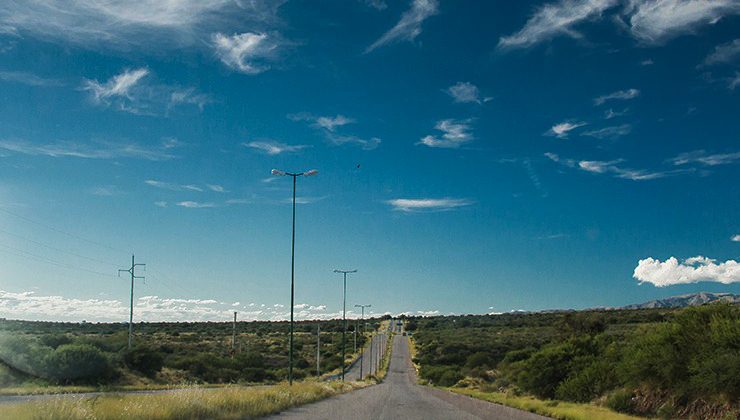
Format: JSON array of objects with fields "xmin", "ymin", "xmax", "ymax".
[{"xmin": 118, "ymin": 254, "xmax": 145, "ymax": 350}]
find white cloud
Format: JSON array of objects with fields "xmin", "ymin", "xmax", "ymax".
[
  {"xmin": 176, "ymin": 201, "xmax": 216, "ymax": 209},
  {"xmin": 547, "ymin": 152, "xmax": 689, "ymax": 181},
  {"xmin": 365, "ymin": 0, "xmax": 439, "ymax": 53},
  {"xmin": 582, "ymin": 123, "xmax": 632, "ymax": 139},
  {"xmin": 145, "ymin": 180, "xmax": 206, "ymax": 192},
  {"xmin": 0, "ymin": 71, "xmax": 63, "ymax": 87},
  {"xmin": 498, "ymin": 0, "xmax": 618, "ymax": 49},
  {"xmin": 154, "ymin": 201, "xmax": 167, "ymax": 208},
  {"xmin": 83, "ymin": 68, "xmax": 209, "ymax": 115},
  {"xmin": 604, "ymin": 108, "xmax": 628, "ymax": 119},
  {"xmin": 731, "ymin": 234, "xmax": 740, "ymax": 242},
  {"xmin": 363, "ymin": 0, "xmax": 388, "ymax": 10},
  {"xmin": 633, "ymin": 256, "xmax": 740, "ymax": 287},
  {"xmin": 289, "ymin": 113, "xmax": 381, "ymax": 150},
  {"xmin": 212, "ymin": 32, "xmax": 279, "ymax": 74},
  {"xmin": 0, "ymin": 139, "xmax": 175, "ymax": 161},
  {"xmin": 386, "ymin": 198, "xmax": 474, "ymax": 212},
  {"xmin": 593, "ymin": 88, "xmax": 640, "ymax": 105},
  {"xmin": 417, "ymin": 118, "xmax": 474, "ymax": 148},
  {"xmin": 244, "ymin": 141, "xmax": 309, "ymax": 155},
  {"xmin": 0, "ymin": 1, "xmax": 282, "ymax": 50},
  {"xmin": 702, "ymin": 38, "xmax": 740, "ymax": 66},
  {"xmin": 624, "ymin": 0, "xmax": 740, "ymax": 45},
  {"xmin": 445, "ymin": 82, "xmax": 488, "ymax": 104},
  {"xmin": 730, "ymin": 72, "xmax": 740, "ymax": 89},
  {"xmin": 0, "ymin": 289, "xmax": 339, "ymax": 322},
  {"xmin": 547, "ymin": 121, "xmax": 587, "ymax": 138},
  {"xmin": 207, "ymin": 184, "xmax": 226, "ymax": 193},
  {"xmin": 669, "ymin": 150, "xmax": 740, "ymax": 166}
]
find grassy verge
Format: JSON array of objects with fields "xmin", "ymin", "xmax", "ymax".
[
  {"xmin": 450, "ymin": 388, "xmax": 644, "ymax": 420},
  {"xmin": 0, "ymin": 383, "xmax": 233, "ymax": 397},
  {"xmin": 369, "ymin": 331, "xmax": 394, "ymax": 382},
  {"xmin": 2, "ymin": 381, "xmax": 361, "ymax": 419}
]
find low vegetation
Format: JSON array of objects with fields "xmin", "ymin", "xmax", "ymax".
[
  {"xmin": 0, "ymin": 317, "xmax": 384, "ymax": 391},
  {"xmin": 1, "ymin": 381, "xmax": 360, "ymax": 419},
  {"xmin": 410, "ymin": 303, "xmax": 739, "ymax": 419}
]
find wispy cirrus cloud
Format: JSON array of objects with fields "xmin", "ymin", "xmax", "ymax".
[
  {"xmin": 244, "ymin": 141, "xmax": 309, "ymax": 155},
  {"xmin": 582, "ymin": 123, "xmax": 632, "ymax": 139},
  {"xmin": 731, "ymin": 234, "xmax": 740, "ymax": 242},
  {"xmin": 546, "ymin": 121, "xmax": 587, "ymax": 138},
  {"xmin": 176, "ymin": 201, "xmax": 216, "ymax": 209},
  {"xmin": 498, "ymin": 0, "xmax": 618, "ymax": 50},
  {"xmin": 624, "ymin": 0, "xmax": 740, "ymax": 45},
  {"xmin": 386, "ymin": 198, "xmax": 474, "ymax": 212},
  {"xmin": 545, "ymin": 152, "xmax": 690, "ymax": 181},
  {"xmin": 289, "ymin": 113, "xmax": 381, "ymax": 150},
  {"xmin": 83, "ymin": 68, "xmax": 211, "ymax": 115},
  {"xmin": 604, "ymin": 108, "xmax": 628, "ymax": 119},
  {"xmin": 365, "ymin": 0, "xmax": 439, "ymax": 53},
  {"xmin": 0, "ymin": 70, "xmax": 63, "ymax": 87},
  {"xmin": 212, "ymin": 32, "xmax": 281, "ymax": 74},
  {"xmin": 702, "ymin": 38, "xmax": 740, "ymax": 66},
  {"xmin": 668, "ymin": 150, "xmax": 740, "ymax": 166},
  {"xmin": 0, "ymin": 139, "xmax": 175, "ymax": 161},
  {"xmin": 417, "ymin": 118, "xmax": 474, "ymax": 148},
  {"xmin": 633, "ymin": 256, "xmax": 740, "ymax": 287},
  {"xmin": 593, "ymin": 88, "xmax": 640, "ymax": 105},
  {"xmin": 0, "ymin": 1, "xmax": 283, "ymax": 51},
  {"xmin": 445, "ymin": 82, "xmax": 490, "ymax": 104},
  {"xmin": 145, "ymin": 180, "xmax": 203, "ymax": 192}
]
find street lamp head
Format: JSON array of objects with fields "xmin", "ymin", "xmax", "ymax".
[
  {"xmin": 303, "ymin": 169, "xmax": 318, "ymax": 177},
  {"xmin": 334, "ymin": 269, "xmax": 358, "ymax": 274},
  {"xmin": 271, "ymin": 169, "xmax": 286, "ymax": 176}
]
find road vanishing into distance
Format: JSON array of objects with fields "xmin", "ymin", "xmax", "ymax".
[{"xmin": 269, "ymin": 334, "xmax": 549, "ymax": 420}]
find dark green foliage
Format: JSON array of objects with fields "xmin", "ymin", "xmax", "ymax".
[
  {"xmin": 606, "ymin": 389, "xmax": 635, "ymax": 414},
  {"xmin": 123, "ymin": 346, "xmax": 164, "ymax": 376},
  {"xmin": 44, "ymin": 344, "xmax": 113, "ymax": 383}
]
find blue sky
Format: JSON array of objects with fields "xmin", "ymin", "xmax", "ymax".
[{"xmin": 0, "ymin": 0, "xmax": 738, "ymax": 322}]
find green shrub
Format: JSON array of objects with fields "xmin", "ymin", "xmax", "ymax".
[
  {"xmin": 124, "ymin": 346, "xmax": 164, "ymax": 376},
  {"xmin": 44, "ymin": 344, "xmax": 113, "ymax": 383},
  {"xmin": 605, "ymin": 389, "xmax": 634, "ymax": 414}
]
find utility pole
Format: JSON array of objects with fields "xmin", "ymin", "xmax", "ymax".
[
  {"xmin": 316, "ymin": 323, "xmax": 321, "ymax": 377},
  {"xmin": 333, "ymin": 269, "xmax": 357, "ymax": 381},
  {"xmin": 354, "ymin": 304, "xmax": 371, "ymax": 379},
  {"xmin": 369, "ymin": 330, "xmax": 374, "ymax": 376},
  {"xmin": 271, "ymin": 168, "xmax": 318, "ymax": 386},
  {"xmin": 119, "ymin": 254, "xmax": 145, "ymax": 350},
  {"xmin": 232, "ymin": 311, "xmax": 237, "ymax": 351}
]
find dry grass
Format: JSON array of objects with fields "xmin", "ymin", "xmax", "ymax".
[
  {"xmin": 2, "ymin": 381, "xmax": 360, "ymax": 420},
  {"xmin": 451, "ymin": 388, "xmax": 645, "ymax": 420}
]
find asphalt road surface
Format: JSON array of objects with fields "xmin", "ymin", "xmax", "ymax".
[{"xmin": 268, "ymin": 334, "xmax": 549, "ymax": 420}]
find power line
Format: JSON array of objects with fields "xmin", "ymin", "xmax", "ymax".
[
  {"xmin": 0, "ymin": 207, "xmax": 128, "ymax": 254},
  {"xmin": 0, "ymin": 243, "xmax": 116, "ymax": 279},
  {"xmin": 0, "ymin": 227, "xmax": 119, "ymax": 267}
]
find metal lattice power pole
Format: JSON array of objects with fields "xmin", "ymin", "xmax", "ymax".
[
  {"xmin": 119, "ymin": 254, "xmax": 145, "ymax": 350},
  {"xmin": 334, "ymin": 269, "xmax": 357, "ymax": 381}
]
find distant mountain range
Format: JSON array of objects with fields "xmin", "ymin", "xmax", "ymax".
[{"xmin": 621, "ymin": 292, "xmax": 739, "ymax": 310}]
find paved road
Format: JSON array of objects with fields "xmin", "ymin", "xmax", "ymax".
[
  {"xmin": 268, "ymin": 334, "xmax": 549, "ymax": 420},
  {"xmin": 343, "ymin": 321, "xmax": 396, "ymax": 381}
]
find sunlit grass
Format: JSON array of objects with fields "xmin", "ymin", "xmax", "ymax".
[
  {"xmin": 450, "ymin": 388, "xmax": 644, "ymax": 420},
  {"xmin": 2, "ymin": 381, "xmax": 360, "ymax": 419}
]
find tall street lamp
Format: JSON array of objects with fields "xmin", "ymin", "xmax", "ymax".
[
  {"xmin": 354, "ymin": 304, "xmax": 371, "ymax": 379},
  {"xmin": 272, "ymin": 168, "xmax": 318, "ymax": 385},
  {"xmin": 334, "ymin": 269, "xmax": 357, "ymax": 381}
]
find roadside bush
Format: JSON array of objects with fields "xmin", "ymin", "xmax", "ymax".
[
  {"xmin": 44, "ymin": 344, "xmax": 113, "ymax": 383},
  {"xmin": 438, "ymin": 369, "xmax": 463, "ymax": 387},
  {"xmin": 124, "ymin": 346, "xmax": 164, "ymax": 376},
  {"xmin": 606, "ymin": 389, "xmax": 634, "ymax": 414}
]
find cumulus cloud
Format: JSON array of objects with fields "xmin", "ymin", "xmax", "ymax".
[
  {"xmin": 386, "ymin": 198, "xmax": 474, "ymax": 212},
  {"xmin": 593, "ymin": 88, "xmax": 640, "ymax": 105},
  {"xmin": 546, "ymin": 121, "xmax": 587, "ymax": 138},
  {"xmin": 633, "ymin": 256, "xmax": 740, "ymax": 287},
  {"xmin": 498, "ymin": 0, "xmax": 618, "ymax": 49},
  {"xmin": 417, "ymin": 118, "xmax": 474, "ymax": 148},
  {"xmin": 445, "ymin": 82, "xmax": 489, "ymax": 104},
  {"xmin": 212, "ymin": 32, "xmax": 280, "ymax": 74},
  {"xmin": 365, "ymin": 0, "xmax": 439, "ymax": 53},
  {"xmin": 582, "ymin": 124, "xmax": 632, "ymax": 139},
  {"xmin": 244, "ymin": 141, "xmax": 309, "ymax": 155},
  {"xmin": 0, "ymin": 289, "xmax": 340, "ymax": 322},
  {"xmin": 669, "ymin": 150, "xmax": 740, "ymax": 166},
  {"xmin": 624, "ymin": 0, "xmax": 740, "ymax": 45},
  {"xmin": 83, "ymin": 68, "xmax": 210, "ymax": 115},
  {"xmin": 0, "ymin": 139, "xmax": 175, "ymax": 161}
]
